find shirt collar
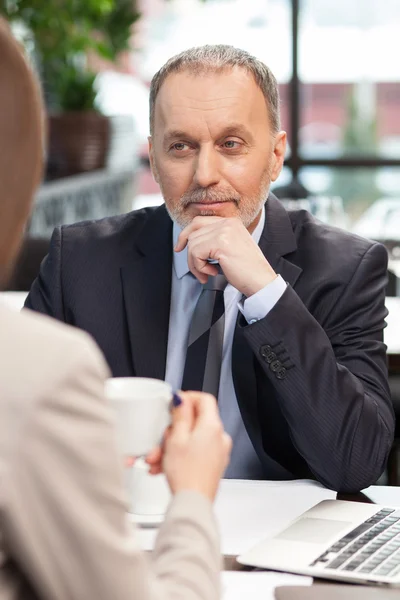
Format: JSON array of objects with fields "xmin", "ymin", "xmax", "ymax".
[{"xmin": 172, "ymin": 206, "xmax": 266, "ymax": 280}]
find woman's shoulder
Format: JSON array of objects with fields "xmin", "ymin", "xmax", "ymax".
[{"xmin": 0, "ymin": 304, "xmax": 109, "ymax": 404}]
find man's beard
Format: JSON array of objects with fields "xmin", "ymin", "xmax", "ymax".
[{"xmin": 162, "ymin": 167, "xmax": 272, "ymax": 230}]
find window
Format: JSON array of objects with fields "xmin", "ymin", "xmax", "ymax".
[{"xmin": 299, "ymin": 0, "xmax": 400, "ymax": 158}]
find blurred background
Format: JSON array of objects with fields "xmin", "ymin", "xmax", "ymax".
[{"xmin": 1, "ymin": 0, "xmax": 400, "ymax": 288}]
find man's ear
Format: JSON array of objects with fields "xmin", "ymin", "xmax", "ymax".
[
  {"xmin": 148, "ymin": 136, "xmax": 159, "ymax": 184},
  {"xmin": 270, "ymin": 131, "xmax": 287, "ymax": 182}
]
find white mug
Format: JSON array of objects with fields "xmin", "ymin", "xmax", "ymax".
[
  {"xmin": 125, "ymin": 457, "xmax": 171, "ymax": 516},
  {"xmin": 105, "ymin": 377, "xmax": 172, "ymax": 457}
]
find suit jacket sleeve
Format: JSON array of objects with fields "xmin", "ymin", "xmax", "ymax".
[
  {"xmin": 1, "ymin": 335, "xmax": 221, "ymax": 600},
  {"xmin": 243, "ymin": 242, "xmax": 394, "ymax": 493},
  {"xmin": 24, "ymin": 226, "xmax": 65, "ymax": 319}
]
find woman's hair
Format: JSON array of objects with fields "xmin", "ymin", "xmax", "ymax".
[{"xmin": 0, "ymin": 18, "xmax": 44, "ymax": 284}]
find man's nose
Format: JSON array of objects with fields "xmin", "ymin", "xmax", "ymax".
[{"xmin": 193, "ymin": 146, "xmax": 220, "ymax": 189}]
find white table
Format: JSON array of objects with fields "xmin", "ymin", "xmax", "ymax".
[
  {"xmin": 134, "ymin": 479, "xmax": 400, "ymax": 558},
  {"xmin": 133, "ymin": 479, "xmax": 400, "ymax": 599},
  {"xmin": 135, "ymin": 479, "xmax": 336, "ymax": 557}
]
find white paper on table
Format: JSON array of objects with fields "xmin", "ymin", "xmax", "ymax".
[
  {"xmin": 0, "ymin": 291, "xmax": 27, "ymax": 312},
  {"xmin": 222, "ymin": 571, "xmax": 312, "ymax": 600},
  {"xmin": 215, "ymin": 479, "xmax": 336, "ymax": 556},
  {"xmin": 135, "ymin": 479, "xmax": 336, "ymax": 556},
  {"xmin": 362, "ymin": 485, "xmax": 400, "ymax": 507}
]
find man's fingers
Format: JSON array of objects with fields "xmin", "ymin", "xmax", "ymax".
[
  {"xmin": 174, "ymin": 216, "xmax": 222, "ymax": 252},
  {"xmin": 186, "ymin": 235, "xmax": 219, "ymax": 283},
  {"xmin": 192, "ymin": 260, "xmax": 218, "ymax": 278},
  {"xmin": 174, "ymin": 231, "xmax": 189, "ymax": 253},
  {"xmin": 187, "ymin": 255, "xmax": 218, "ymax": 284},
  {"xmin": 174, "ymin": 224, "xmax": 199, "ymax": 252}
]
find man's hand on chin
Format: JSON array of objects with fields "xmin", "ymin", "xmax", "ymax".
[{"xmin": 174, "ymin": 216, "xmax": 277, "ymax": 297}]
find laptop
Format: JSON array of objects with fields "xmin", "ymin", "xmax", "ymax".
[
  {"xmin": 275, "ymin": 584, "xmax": 400, "ymax": 600},
  {"xmin": 238, "ymin": 500, "xmax": 400, "ymax": 586}
]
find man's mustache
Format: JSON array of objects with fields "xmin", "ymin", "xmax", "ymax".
[{"xmin": 180, "ymin": 188, "xmax": 240, "ymax": 207}]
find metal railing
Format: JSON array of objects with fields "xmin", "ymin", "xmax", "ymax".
[{"xmin": 27, "ymin": 168, "xmax": 135, "ymax": 237}]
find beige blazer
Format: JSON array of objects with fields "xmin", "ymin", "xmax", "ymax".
[{"xmin": 0, "ymin": 304, "xmax": 221, "ymax": 600}]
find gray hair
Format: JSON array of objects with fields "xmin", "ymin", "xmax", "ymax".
[{"xmin": 149, "ymin": 44, "xmax": 281, "ymax": 135}]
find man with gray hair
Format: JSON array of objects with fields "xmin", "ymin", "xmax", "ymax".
[{"xmin": 26, "ymin": 44, "xmax": 394, "ymax": 493}]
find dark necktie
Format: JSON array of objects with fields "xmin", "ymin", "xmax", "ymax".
[{"xmin": 181, "ymin": 269, "xmax": 228, "ymax": 399}]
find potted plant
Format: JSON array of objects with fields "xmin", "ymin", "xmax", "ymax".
[{"xmin": 0, "ymin": 0, "xmax": 140, "ymax": 178}]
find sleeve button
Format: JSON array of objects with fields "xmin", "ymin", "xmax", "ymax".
[
  {"xmin": 266, "ymin": 351, "xmax": 276, "ymax": 363},
  {"xmin": 260, "ymin": 344, "xmax": 272, "ymax": 357},
  {"xmin": 270, "ymin": 360, "xmax": 281, "ymax": 372},
  {"xmin": 276, "ymin": 367, "xmax": 287, "ymax": 380}
]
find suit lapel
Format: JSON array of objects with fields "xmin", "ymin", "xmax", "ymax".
[
  {"xmin": 233, "ymin": 193, "xmax": 303, "ymax": 471},
  {"xmin": 120, "ymin": 205, "xmax": 173, "ymax": 380},
  {"xmin": 258, "ymin": 193, "xmax": 302, "ymax": 287}
]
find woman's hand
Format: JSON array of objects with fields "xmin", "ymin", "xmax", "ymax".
[{"xmin": 146, "ymin": 390, "xmax": 232, "ymax": 501}]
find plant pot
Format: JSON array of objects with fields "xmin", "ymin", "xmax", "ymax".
[{"xmin": 47, "ymin": 111, "xmax": 110, "ymax": 178}]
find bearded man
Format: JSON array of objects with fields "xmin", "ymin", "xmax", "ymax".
[{"xmin": 26, "ymin": 45, "xmax": 394, "ymax": 492}]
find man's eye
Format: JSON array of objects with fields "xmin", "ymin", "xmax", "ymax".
[
  {"xmin": 223, "ymin": 140, "xmax": 240, "ymax": 149},
  {"xmin": 172, "ymin": 143, "xmax": 188, "ymax": 151}
]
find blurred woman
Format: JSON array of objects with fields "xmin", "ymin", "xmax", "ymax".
[{"xmin": 0, "ymin": 19, "xmax": 231, "ymax": 600}]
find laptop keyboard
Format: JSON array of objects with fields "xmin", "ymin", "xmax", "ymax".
[{"xmin": 311, "ymin": 508, "xmax": 400, "ymax": 578}]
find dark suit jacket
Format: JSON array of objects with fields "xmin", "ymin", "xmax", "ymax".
[{"xmin": 25, "ymin": 194, "xmax": 395, "ymax": 493}]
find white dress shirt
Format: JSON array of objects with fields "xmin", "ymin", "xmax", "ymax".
[{"xmin": 164, "ymin": 208, "xmax": 288, "ymax": 478}]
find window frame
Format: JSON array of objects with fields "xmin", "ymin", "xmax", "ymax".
[{"xmin": 287, "ymin": 0, "xmax": 400, "ymax": 181}]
